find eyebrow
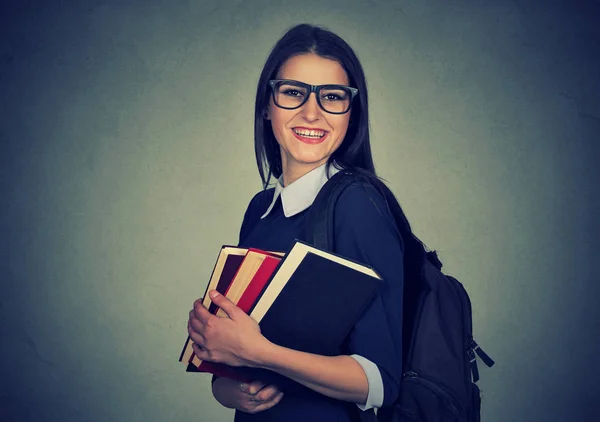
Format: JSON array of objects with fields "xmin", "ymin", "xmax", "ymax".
[{"xmin": 278, "ymin": 79, "xmax": 351, "ymax": 86}]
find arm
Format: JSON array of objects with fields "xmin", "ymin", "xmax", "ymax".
[
  {"xmin": 333, "ymin": 183, "xmax": 404, "ymax": 408},
  {"xmin": 249, "ymin": 334, "xmax": 369, "ymax": 404},
  {"xmin": 190, "ymin": 291, "xmax": 369, "ymax": 404}
]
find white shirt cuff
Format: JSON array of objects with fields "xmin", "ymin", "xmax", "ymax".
[{"xmin": 350, "ymin": 354, "xmax": 384, "ymax": 410}]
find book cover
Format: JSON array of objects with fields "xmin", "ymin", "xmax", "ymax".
[{"xmin": 253, "ymin": 243, "xmax": 382, "ymax": 356}]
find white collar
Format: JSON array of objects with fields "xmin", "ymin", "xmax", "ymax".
[{"xmin": 260, "ymin": 163, "xmax": 342, "ymax": 219}]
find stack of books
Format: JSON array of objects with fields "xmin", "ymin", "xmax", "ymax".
[{"xmin": 179, "ymin": 239, "xmax": 382, "ymax": 381}]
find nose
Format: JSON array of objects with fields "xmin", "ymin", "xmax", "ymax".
[{"xmin": 300, "ymin": 92, "xmax": 321, "ymax": 121}]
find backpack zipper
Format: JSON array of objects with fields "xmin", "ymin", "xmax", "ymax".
[
  {"xmin": 403, "ymin": 371, "xmax": 465, "ymax": 420},
  {"xmin": 466, "ymin": 346, "xmax": 480, "ymax": 382},
  {"xmin": 469, "ymin": 339, "xmax": 495, "ymax": 367},
  {"xmin": 466, "ymin": 338, "xmax": 495, "ymax": 382}
]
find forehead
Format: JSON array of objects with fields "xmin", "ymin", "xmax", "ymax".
[{"xmin": 277, "ymin": 53, "xmax": 349, "ymax": 86}]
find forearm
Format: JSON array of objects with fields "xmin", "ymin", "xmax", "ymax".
[{"xmin": 252, "ymin": 339, "xmax": 369, "ymax": 404}]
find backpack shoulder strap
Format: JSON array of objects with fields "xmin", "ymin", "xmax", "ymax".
[
  {"xmin": 304, "ymin": 169, "xmax": 360, "ymax": 251},
  {"xmin": 305, "ymin": 169, "xmax": 421, "ymax": 255}
]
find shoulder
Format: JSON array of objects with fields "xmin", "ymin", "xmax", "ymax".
[
  {"xmin": 247, "ymin": 187, "xmax": 275, "ymax": 211},
  {"xmin": 323, "ymin": 169, "xmax": 392, "ymax": 215},
  {"xmin": 238, "ymin": 187, "xmax": 275, "ymax": 244},
  {"xmin": 241, "ymin": 187, "xmax": 275, "ymax": 226},
  {"xmin": 337, "ymin": 181, "xmax": 386, "ymax": 209},
  {"xmin": 334, "ymin": 179, "xmax": 394, "ymax": 228},
  {"xmin": 332, "ymin": 177, "xmax": 403, "ymax": 254}
]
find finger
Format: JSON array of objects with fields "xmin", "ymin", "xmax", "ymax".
[
  {"xmin": 248, "ymin": 392, "xmax": 284, "ymax": 413},
  {"xmin": 187, "ymin": 315, "xmax": 198, "ymax": 334},
  {"xmin": 192, "ymin": 342, "xmax": 211, "ymax": 362},
  {"xmin": 208, "ymin": 290, "xmax": 240, "ymax": 319},
  {"xmin": 192, "ymin": 300, "xmax": 213, "ymax": 324},
  {"xmin": 187, "ymin": 318, "xmax": 197, "ymax": 335},
  {"xmin": 188, "ymin": 324, "xmax": 205, "ymax": 347},
  {"xmin": 188, "ymin": 310, "xmax": 210, "ymax": 335},
  {"xmin": 239, "ymin": 380, "xmax": 264, "ymax": 395},
  {"xmin": 254, "ymin": 384, "xmax": 281, "ymax": 402},
  {"xmin": 245, "ymin": 380, "xmax": 268, "ymax": 395}
]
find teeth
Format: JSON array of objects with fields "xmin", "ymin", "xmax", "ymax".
[{"xmin": 293, "ymin": 128, "xmax": 326, "ymax": 138}]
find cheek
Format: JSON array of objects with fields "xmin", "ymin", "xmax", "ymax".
[
  {"xmin": 270, "ymin": 120, "xmax": 285, "ymax": 146},
  {"xmin": 333, "ymin": 116, "xmax": 351, "ymax": 139},
  {"xmin": 270, "ymin": 111, "xmax": 292, "ymax": 144}
]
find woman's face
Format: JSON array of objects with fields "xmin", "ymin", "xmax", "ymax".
[{"xmin": 267, "ymin": 53, "xmax": 351, "ymax": 182}]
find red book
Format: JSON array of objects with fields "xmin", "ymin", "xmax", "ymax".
[{"xmin": 236, "ymin": 255, "xmax": 281, "ymax": 313}]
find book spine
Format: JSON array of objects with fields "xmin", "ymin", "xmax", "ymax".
[{"xmin": 236, "ymin": 256, "xmax": 281, "ymax": 313}]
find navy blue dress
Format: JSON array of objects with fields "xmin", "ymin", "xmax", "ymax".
[{"xmin": 233, "ymin": 182, "xmax": 404, "ymax": 422}]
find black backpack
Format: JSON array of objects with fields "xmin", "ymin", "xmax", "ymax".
[{"xmin": 305, "ymin": 169, "xmax": 495, "ymax": 422}]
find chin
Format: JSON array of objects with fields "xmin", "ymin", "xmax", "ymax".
[{"xmin": 292, "ymin": 152, "xmax": 329, "ymax": 166}]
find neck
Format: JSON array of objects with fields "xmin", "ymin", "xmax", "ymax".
[{"xmin": 281, "ymin": 161, "xmax": 327, "ymax": 187}]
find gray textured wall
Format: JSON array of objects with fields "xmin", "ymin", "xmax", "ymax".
[{"xmin": 1, "ymin": 0, "xmax": 599, "ymax": 421}]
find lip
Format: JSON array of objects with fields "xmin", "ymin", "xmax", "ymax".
[
  {"xmin": 291, "ymin": 127, "xmax": 329, "ymax": 145},
  {"xmin": 293, "ymin": 126, "xmax": 328, "ymax": 132}
]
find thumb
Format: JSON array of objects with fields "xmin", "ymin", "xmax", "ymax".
[
  {"xmin": 209, "ymin": 290, "xmax": 239, "ymax": 318},
  {"xmin": 247, "ymin": 380, "xmax": 267, "ymax": 395}
]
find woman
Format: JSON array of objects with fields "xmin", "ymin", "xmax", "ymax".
[{"xmin": 188, "ymin": 23, "xmax": 405, "ymax": 422}]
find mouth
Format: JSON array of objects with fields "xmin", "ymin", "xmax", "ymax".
[{"xmin": 291, "ymin": 127, "xmax": 328, "ymax": 144}]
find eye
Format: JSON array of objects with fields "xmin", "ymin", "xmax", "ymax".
[
  {"xmin": 322, "ymin": 93, "xmax": 343, "ymax": 101},
  {"xmin": 277, "ymin": 84, "xmax": 306, "ymax": 98},
  {"xmin": 321, "ymin": 89, "xmax": 348, "ymax": 102},
  {"xmin": 282, "ymin": 89, "xmax": 304, "ymax": 97}
]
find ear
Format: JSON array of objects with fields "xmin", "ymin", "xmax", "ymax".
[{"xmin": 263, "ymin": 107, "xmax": 271, "ymax": 120}]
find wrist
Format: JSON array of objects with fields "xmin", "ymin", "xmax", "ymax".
[{"xmin": 245, "ymin": 335, "xmax": 277, "ymax": 369}]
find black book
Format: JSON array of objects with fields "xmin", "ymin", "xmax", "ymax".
[{"xmin": 239, "ymin": 239, "xmax": 383, "ymax": 389}]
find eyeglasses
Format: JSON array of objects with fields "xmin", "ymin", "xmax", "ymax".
[{"xmin": 268, "ymin": 79, "xmax": 358, "ymax": 115}]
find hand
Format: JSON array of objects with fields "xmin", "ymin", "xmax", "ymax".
[
  {"xmin": 212, "ymin": 377, "xmax": 284, "ymax": 414},
  {"xmin": 188, "ymin": 290, "xmax": 267, "ymax": 367}
]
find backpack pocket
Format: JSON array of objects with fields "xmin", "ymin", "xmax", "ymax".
[{"xmin": 389, "ymin": 373, "xmax": 465, "ymax": 422}]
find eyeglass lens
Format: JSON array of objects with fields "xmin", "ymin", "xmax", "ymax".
[{"xmin": 272, "ymin": 81, "xmax": 352, "ymax": 114}]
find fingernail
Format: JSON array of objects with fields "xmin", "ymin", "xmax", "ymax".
[{"xmin": 209, "ymin": 290, "xmax": 220, "ymax": 299}]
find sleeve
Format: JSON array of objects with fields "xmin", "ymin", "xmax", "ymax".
[
  {"xmin": 350, "ymin": 354, "xmax": 384, "ymax": 409},
  {"xmin": 333, "ymin": 182, "xmax": 404, "ymax": 408}
]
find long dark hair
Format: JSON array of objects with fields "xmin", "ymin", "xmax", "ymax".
[
  {"xmin": 253, "ymin": 23, "xmax": 374, "ymax": 188},
  {"xmin": 253, "ymin": 24, "xmax": 427, "ymax": 278}
]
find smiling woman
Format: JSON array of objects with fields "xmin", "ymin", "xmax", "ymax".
[
  {"xmin": 187, "ymin": 24, "xmax": 403, "ymax": 422},
  {"xmin": 265, "ymin": 53, "xmax": 353, "ymax": 186}
]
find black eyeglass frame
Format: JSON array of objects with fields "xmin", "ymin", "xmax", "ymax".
[{"xmin": 268, "ymin": 79, "xmax": 359, "ymax": 115}]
